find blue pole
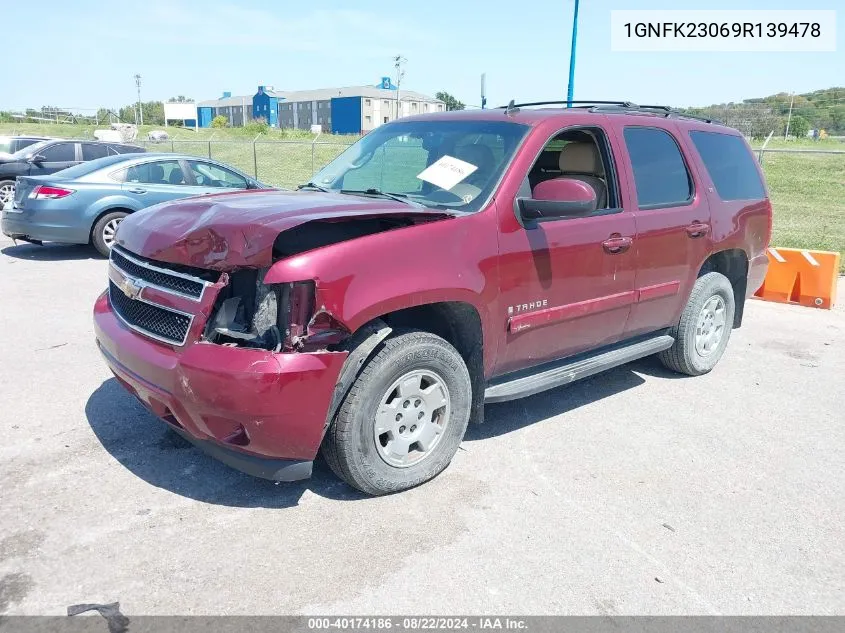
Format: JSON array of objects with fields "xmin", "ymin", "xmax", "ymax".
[{"xmin": 566, "ymin": 0, "xmax": 580, "ymax": 107}]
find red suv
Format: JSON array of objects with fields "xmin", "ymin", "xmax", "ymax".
[{"xmin": 93, "ymin": 101, "xmax": 771, "ymax": 495}]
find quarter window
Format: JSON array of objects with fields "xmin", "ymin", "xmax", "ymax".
[
  {"xmin": 623, "ymin": 127, "xmax": 692, "ymax": 208},
  {"xmin": 689, "ymin": 131, "xmax": 765, "ymax": 201}
]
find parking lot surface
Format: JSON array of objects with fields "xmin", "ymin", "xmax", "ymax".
[{"xmin": 1, "ymin": 235, "xmax": 843, "ymax": 616}]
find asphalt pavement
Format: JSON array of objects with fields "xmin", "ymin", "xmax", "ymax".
[{"xmin": 1, "ymin": 236, "xmax": 842, "ymax": 616}]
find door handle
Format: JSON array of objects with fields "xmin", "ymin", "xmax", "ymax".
[
  {"xmin": 686, "ymin": 221, "xmax": 710, "ymax": 238},
  {"xmin": 128, "ymin": 188, "xmax": 147, "ymax": 194},
  {"xmin": 602, "ymin": 235, "xmax": 633, "ymax": 254}
]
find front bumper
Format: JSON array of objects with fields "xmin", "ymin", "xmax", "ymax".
[{"xmin": 93, "ymin": 291, "xmax": 348, "ymax": 481}]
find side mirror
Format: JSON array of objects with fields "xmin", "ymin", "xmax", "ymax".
[
  {"xmin": 517, "ymin": 178, "xmax": 597, "ymax": 222},
  {"xmin": 28, "ymin": 154, "xmax": 46, "ymax": 163}
]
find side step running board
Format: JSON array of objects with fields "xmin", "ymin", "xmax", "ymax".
[{"xmin": 484, "ymin": 334, "xmax": 674, "ymax": 403}]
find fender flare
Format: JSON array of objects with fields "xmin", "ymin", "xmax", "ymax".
[{"xmin": 321, "ymin": 319, "xmax": 392, "ymax": 435}]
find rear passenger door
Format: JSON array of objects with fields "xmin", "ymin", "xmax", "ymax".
[
  {"xmin": 116, "ymin": 159, "xmax": 193, "ymax": 207},
  {"xmin": 613, "ymin": 124, "xmax": 712, "ymax": 338}
]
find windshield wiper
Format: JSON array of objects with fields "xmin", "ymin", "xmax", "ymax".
[
  {"xmin": 339, "ymin": 188, "xmax": 424, "ymax": 208},
  {"xmin": 297, "ymin": 182, "xmax": 330, "ymax": 192}
]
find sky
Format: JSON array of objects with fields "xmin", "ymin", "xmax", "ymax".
[{"xmin": 3, "ymin": 0, "xmax": 842, "ymax": 112}]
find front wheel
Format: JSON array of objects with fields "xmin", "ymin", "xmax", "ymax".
[
  {"xmin": 659, "ymin": 272, "xmax": 736, "ymax": 376},
  {"xmin": 322, "ymin": 329, "xmax": 472, "ymax": 495},
  {"xmin": 91, "ymin": 211, "xmax": 128, "ymax": 257}
]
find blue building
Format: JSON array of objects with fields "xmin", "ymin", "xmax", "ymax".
[{"xmin": 196, "ymin": 79, "xmax": 444, "ymax": 133}]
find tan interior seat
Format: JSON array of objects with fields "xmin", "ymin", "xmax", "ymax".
[{"xmin": 557, "ymin": 142, "xmax": 608, "ymax": 208}]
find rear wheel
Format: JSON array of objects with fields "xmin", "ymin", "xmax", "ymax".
[
  {"xmin": 659, "ymin": 272, "xmax": 735, "ymax": 376},
  {"xmin": 0, "ymin": 180, "xmax": 15, "ymax": 207},
  {"xmin": 91, "ymin": 211, "xmax": 128, "ymax": 257},
  {"xmin": 322, "ymin": 329, "xmax": 471, "ymax": 495}
]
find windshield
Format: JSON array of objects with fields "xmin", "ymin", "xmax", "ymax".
[
  {"xmin": 12, "ymin": 140, "xmax": 50, "ymax": 158},
  {"xmin": 0, "ymin": 137, "xmax": 12, "ymax": 154},
  {"xmin": 310, "ymin": 119, "xmax": 529, "ymax": 212}
]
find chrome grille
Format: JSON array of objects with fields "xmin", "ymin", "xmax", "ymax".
[
  {"xmin": 110, "ymin": 247, "xmax": 208, "ymax": 300},
  {"xmin": 109, "ymin": 281, "xmax": 192, "ymax": 345}
]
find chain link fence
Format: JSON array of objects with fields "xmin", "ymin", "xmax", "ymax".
[{"xmin": 135, "ymin": 139, "xmax": 354, "ymax": 189}]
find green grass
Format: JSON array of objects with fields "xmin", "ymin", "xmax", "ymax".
[
  {"xmin": 3, "ymin": 122, "xmax": 843, "ymax": 270},
  {"xmin": 761, "ymin": 152, "xmax": 845, "ymax": 271}
]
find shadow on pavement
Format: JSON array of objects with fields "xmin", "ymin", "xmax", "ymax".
[
  {"xmin": 85, "ymin": 379, "xmax": 368, "ymax": 509},
  {"xmin": 467, "ymin": 355, "xmax": 686, "ymax": 441},
  {"xmin": 2, "ymin": 242, "xmax": 101, "ymax": 261},
  {"xmin": 87, "ymin": 355, "xmax": 684, "ymax": 506}
]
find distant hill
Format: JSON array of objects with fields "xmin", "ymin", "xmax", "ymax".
[{"xmin": 682, "ymin": 87, "xmax": 845, "ymax": 138}]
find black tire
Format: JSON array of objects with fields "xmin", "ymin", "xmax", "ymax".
[
  {"xmin": 659, "ymin": 272, "xmax": 736, "ymax": 376},
  {"xmin": 91, "ymin": 211, "xmax": 128, "ymax": 257},
  {"xmin": 322, "ymin": 329, "xmax": 472, "ymax": 495}
]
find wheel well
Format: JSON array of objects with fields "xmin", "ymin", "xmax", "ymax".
[
  {"xmin": 380, "ymin": 302, "xmax": 486, "ymax": 424},
  {"xmin": 699, "ymin": 249, "xmax": 749, "ymax": 328},
  {"xmin": 89, "ymin": 207, "xmax": 131, "ymax": 244}
]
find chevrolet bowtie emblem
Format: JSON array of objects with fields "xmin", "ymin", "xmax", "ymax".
[{"xmin": 118, "ymin": 276, "xmax": 144, "ymax": 300}]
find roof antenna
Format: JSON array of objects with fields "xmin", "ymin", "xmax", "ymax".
[{"xmin": 504, "ymin": 100, "xmax": 519, "ymax": 116}]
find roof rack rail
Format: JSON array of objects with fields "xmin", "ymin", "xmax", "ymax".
[
  {"xmin": 591, "ymin": 104, "xmax": 723, "ymax": 125},
  {"xmin": 497, "ymin": 100, "xmax": 723, "ymax": 125},
  {"xmin": 498, "ymin": 100, "xmax": 639, "ymax": 111}
]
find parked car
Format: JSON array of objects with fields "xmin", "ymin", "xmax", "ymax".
[
  {"xmin": 2, "ymin": 153, "xmax": 267, "ymax": 256},
  {"xmin": 0, "ymin": 135, "xmax": 52, "ymax": 160},
  {"xmin": 93, "ymin": 101, "xmax": 772, "ymax": 495},
  {"xmin": 0, "ymin": 139, "xmax": 145, "ymax": 207}
]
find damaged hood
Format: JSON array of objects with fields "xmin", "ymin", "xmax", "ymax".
[{"xmin": 115, "ymin": 189, "xmax": 453, "ymax": 270}]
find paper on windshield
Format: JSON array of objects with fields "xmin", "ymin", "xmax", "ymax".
[{"xmin": 416, "ymin": 155, "xmax": 478, "ymax": 191}]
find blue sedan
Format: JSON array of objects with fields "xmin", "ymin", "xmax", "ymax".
[{"xmin": 1, "ymin": 153, "xmax": 268, "ymax": 256}]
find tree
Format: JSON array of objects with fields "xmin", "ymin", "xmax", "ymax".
[
  {"xmin": 168, "ymin": 96, "xmax": 193, "ymax": 103},
  {"xmin": 211, "ymin": 115, "xmax": 229, "ymax": 128},
  {"xmin": 787, "ymin": 115, "xmax": 810, "ymax": 139},
  {"xmin": 435, "ymin": 91, "xmax": 465, "ymax": 111}
]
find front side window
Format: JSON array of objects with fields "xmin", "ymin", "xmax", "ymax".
[
  {"xmin": 689, "ymin": 130, "xmax": 766, "ymax": 201},
  {"xmin": 187, "ymin": 161, "xmax": 247, "ymax": 189},
  {"xmin": 623, "ymin": 127, "xmax": 692, "ymax": 208},
  {"xmin": 40, "ymin": 143, "xmax": 76, "ymax": 162},
  {"xmin": 311, "ymin": 120, "xmax": 529, "ymax": 212}
]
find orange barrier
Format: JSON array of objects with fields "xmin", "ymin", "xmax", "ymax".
[{"xmin": 754, "ymin": 247, "xmax": 840, "ymax": 309}]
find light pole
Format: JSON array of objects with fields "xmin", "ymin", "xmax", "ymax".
[
  {"xmin": 394, "ymin": 55, "xmax": 406, "ymax": 121},
  {"xmin": 134, "ymin": 74, "xmax": 143, "ymax": 126},
  {"xmin": 784, "ymin": 92, "xmax": 795, "ymax": 139},
  {"xmin": 566, "ymin": 0, "xmax": 580, "ymax": 107}
]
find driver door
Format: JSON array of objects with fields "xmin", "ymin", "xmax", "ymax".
[
  {"xmin": 184, "ymin": 159, "xmax": 251, "ymax": 195},
  {"xmin": 494, "ymin": 124, "xmax": 637, "ymax": 376},
  {"xmin": 27, "ymin": 142, "xmax": 79, "ymax": 176}
]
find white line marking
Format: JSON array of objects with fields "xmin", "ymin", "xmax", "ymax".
[
  {"xmin": 801, "ymin": 250, "xmax": 820, "ymax": 267},
  {"xmin": 768, "ymin": 248, "xmax": 786, "ymax": 263}
]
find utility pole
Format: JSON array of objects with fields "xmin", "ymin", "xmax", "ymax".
[
  {"xmin": 394, "ymin": 55, "xmax": 406, "ymax": 121},
  {"xmin": 784, "ymin": 92, "xmax": 795, "ymax": 139},
  {"xmin": 134, "ymin": 74, "xmax": 143, "ymax": 126},
  {"xmin": 566, "ymin": 0, "xmax": 580, "ymax": 107},
  {"xmin": 481, "ymin": 73, "xmax": 487, "ymax": 109}
]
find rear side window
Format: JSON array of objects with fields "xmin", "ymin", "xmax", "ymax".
[
  {"xmin": 689, "ymin": 131, "xmax": 766, "ymax": 201},
  {"xmin": 623, "ymin": 127, "xmax": 692, "ymax": 208},
  {"xmin": 82, "ymin": 143, "xmax": 109, "ymax": 160}
]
